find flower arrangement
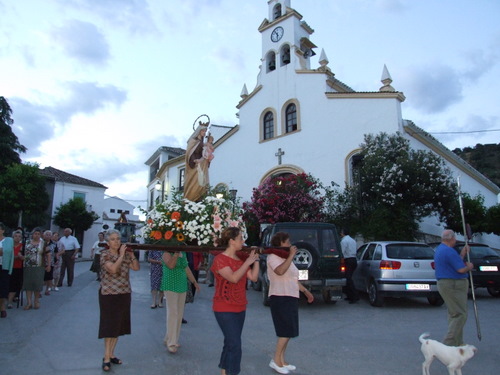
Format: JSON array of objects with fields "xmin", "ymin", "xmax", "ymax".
[{"xmin": 142, "ymin": 191, "xmax": 246, "ymax": 246}]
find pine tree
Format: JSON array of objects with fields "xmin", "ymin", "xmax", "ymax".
[{"xmin": 0, "ymin": 96, "xmax": 27, "ymax": 172}]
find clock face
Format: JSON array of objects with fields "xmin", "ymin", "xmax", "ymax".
[{"xmin": 270, "ymin": 26, "xmax": 284, "ymax": 42}]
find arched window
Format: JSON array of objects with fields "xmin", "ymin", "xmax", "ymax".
[
  {"xmin": 281, "ymin": 45, "xmax": 290, "ymax": 66},
  {"xmin": 267, "ymin": 51, "xmax": 276, "ymax": 72},
  {"xmin": 273, "ymin": 4, "xmax": 282, "ymax": 19},
  {"xmin": 263, "ymin": 111, "xmax": 274, "ymax": 140},
  {"xmin": 285, "ymin": 104, "xmax": 297, "ymax": 133},
  {"xmin": 347, "ymin": 152, "xmax": 363, "ymax": 187}
]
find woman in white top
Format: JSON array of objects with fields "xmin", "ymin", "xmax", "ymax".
[{"xmin": 267, "ymin": 232, "xmax": 314, "ymax": 375}]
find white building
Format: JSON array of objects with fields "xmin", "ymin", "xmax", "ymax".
[
  {"xmin": 102, "ymin": 196, "xmax": 141, "ymax": 228},
  {"xmin": 145, "ymin": 0, "xmax": 500, "ymax": 248},
  {"xmin": 40, "ymin": 166, "xmax": 106, "ymax": 258}
]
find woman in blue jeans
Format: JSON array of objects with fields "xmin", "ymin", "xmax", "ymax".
[{"xmin": 211, "ymin": 227, "xmax": 259, "ymax": 375}]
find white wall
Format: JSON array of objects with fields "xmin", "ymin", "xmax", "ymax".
[{"xmin": 50, "ymin": 182, "xmax": 105, "ymax": 258}]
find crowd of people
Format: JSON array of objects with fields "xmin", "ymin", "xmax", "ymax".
[
  {"xmin": 97, "ymin": 225, "xmax": 314, "ymax": 375},
  {"xmin": 0, "ymin": 223, "xmax": 82, "ymax": 316},
  {"xmin": 2, "ymin": 222, "xmax": 475, "ymax": 375}
]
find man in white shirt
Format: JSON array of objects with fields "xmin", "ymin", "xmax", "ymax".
[
  {"xmin": 340, "ymin": 227, "xmax": 359, "ymax": 304},
  {"xmin": 57, "ymin": 228, "xmax": 80, "ymax": 287}
]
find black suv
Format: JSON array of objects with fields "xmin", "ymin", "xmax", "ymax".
[
  {"xmin": 256, "ymin": 222, "xmax": 346, "ymax": 305},
  {"xmin": 429, "ymin": 242, "xmax": 500, "ymax": 297}
]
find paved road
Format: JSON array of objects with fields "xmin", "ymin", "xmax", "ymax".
[{"xmin": 1, "ymin": 260, "xmax": 499, "ymax": 375}]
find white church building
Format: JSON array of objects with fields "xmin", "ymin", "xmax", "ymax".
[{"xmin": 145, "ymin": 0, "xmax": 500, "ymax": 248}]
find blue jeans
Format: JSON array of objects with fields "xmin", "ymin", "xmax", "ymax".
[{"xmin": 214, "ymin": 311, "xmax": 246, "ymax": 375}]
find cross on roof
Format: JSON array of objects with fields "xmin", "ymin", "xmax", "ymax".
[{"xmin": 275, "ymin": 148, "xmax": 285, "ymax": 165}]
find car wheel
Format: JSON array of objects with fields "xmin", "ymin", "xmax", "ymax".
[
  {"xmin": 322, "ymin": 289, "xmax": 337, "ymax": 305},
  {"xmin": 251, "ymin": 278, "xmax": 262, "ymax": 291},
  {"xmin": 293, "ymin": 242, "xmax": 320, "ymax": 270},
  {"xmin": 487, "ymin": 286, "xmax": 500, "ymax": 297},
  {"xmin": 427, "ymin": 295, "xmax": 444, "ymax": 306},
  {"xmin": 368, "ymin": 280, "xmax": 384, "ymax": 307}
]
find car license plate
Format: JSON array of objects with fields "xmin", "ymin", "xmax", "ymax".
[
  {"xmin": 298, "ymin": 270, "xmax": 308, "ymax": 280},
  {"xmin": 479, "ymin": 266, "xmax": 498, "ymax": 272},
  {"xmin": 406, "ymin": 284, "xmax": 430, "ymax": 290}
]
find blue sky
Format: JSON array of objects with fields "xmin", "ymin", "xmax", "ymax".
[{"xmin": 1, "ymin": 0, "xmax": 499, "ymax": 208}]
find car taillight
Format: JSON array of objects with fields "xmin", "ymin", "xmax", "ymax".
[
  {"xmin": 340, "ymin": 258, "xmax": 346, "ymax": 273},
  {"xmin": 380, "ymin": 260, "xmax": 401, "ymax": 270},
  {"xmin": 431, "ymin": 262, "xmax": 435, "ymax": 270}
]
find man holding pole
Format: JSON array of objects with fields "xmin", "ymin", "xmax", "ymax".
[{"xmin": 434, "ymin": 229, "xmax": 473, "ymax": 346}]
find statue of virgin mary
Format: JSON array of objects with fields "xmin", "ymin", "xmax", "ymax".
[{"xmin": 183, "ymin": 122, "xmax": 209, "ymax": 202}]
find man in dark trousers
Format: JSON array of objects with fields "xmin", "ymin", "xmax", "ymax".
[
  {"xmin": 340, "ymin": 227, "xmax": 359, "ymax": 304},
  {"xmin": 57, "ymin": 228, "xmax": 80, "ymax": 287}
]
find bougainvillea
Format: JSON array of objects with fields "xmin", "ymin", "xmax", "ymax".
[{"xmin": 243, "ymin": 173, "xmax": 325, "ymax": 225}]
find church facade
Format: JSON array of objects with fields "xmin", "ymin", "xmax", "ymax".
[{"xmin": 146, "ymin": 0, "xmax": 499, "ymax": 247}]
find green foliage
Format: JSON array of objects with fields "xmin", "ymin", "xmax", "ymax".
[
  {"xmin": 0, "ymin": 162, "xmax": 50, "ymax": 229},
  {"xmin": 446, "ymin": 193, "xmax": 488, "ymax": 235},
  {"xmin": 453, "ymin": 143, "xmax": 500, "ymax": 188},
  {"xmin": 53, "ymin": 197, "xmax": 99, "ymax": 236},
  {"xmin": 485, "ymin": 204, "xmax": 500, "ymax": 235},
  {"xmin": 0, "ymin": 96, "xmax": 27, "ymax": 172},
  {"xmin": 325, "ymin": 132, "xmax": 457, "ymax": 240}
]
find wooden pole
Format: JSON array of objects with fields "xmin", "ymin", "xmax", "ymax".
[{"xmin": 99, "ymin": 242, "xmax": 289, "ymax": 257}]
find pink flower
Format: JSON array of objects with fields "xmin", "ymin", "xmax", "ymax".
[
  {"xmin": 212, "ymin": 216, "xmax": 222, "ymax": 232},
  {"xmin": 229, "ymin": 220, "xmax": 239, "ymax": 227}
]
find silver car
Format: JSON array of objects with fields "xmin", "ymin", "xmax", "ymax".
[{"xmin": 353, "ymin": 241, "xmax": 443, "ymax": 307}]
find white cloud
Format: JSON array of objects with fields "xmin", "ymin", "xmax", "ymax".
[{"xmin": 50, "ymin": 20, "xmax": 110, "ymax": 65}]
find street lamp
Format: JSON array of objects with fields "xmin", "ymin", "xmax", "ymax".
[
  {"xmin": 229, "ymin": 189, "xmax": 237, "ymax": 202},
  {"xmin": 229, "ymin": 189, "xmax": 238, "ymax": 214},
  {"xmin": 154, "ymin": 180, "xmax": 162, "ymax": 191}
]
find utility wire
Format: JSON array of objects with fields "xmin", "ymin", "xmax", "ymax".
[{"xmin": 429, "ymin": 129, "xmax": 500, "ymax": 135}]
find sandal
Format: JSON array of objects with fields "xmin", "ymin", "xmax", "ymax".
[
  {"xmin": 34, "ymin": 302, "xmax": 40, "ymax": 310},
  {"xmin": 102, "ymin": 359, "xmax": 111, "ymax": 372},
  {"xmin": 24, "ymin": 304, "xmax": 32, "ymax": 311},
  {"xmin": 110, "ymin": 357, "xmax": 122, "ymax": 365}
]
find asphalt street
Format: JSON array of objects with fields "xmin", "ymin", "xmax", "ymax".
[{"xmin": 1, "ymin": 260, "xmax": 499, "ymax": 375}]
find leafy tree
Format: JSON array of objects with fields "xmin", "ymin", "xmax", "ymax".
[
  {"xmin": 0, "ymin": 162, "xmax": 50, "ymax": 229},
  {"xmin": 53, "ymin": 197, "xmax": 99, "ymax": 240},
  {"xmin": 325, "ymin": 132, "xmax": 457, "ymax": 240},
  {"xmin": 446, "ymin": 193, "xmax": 488, "ymax": 236},
  {"xmin": 485, "ymin": 204, "xmax": 500, "ymax": 235},
  {"xmin": 0, "ymin": 96, "xmax": 27, "ymax": 172},
  {"xmin": 242, "ymin": 173, "xmax": 325, "ymax": 242}
]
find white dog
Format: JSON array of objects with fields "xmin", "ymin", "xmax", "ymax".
[{"xmin": 419, "ymin": 333, "xmax": 477, "ymax": 375}]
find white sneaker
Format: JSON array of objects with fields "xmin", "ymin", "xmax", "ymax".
[
  {"xmin": 53, "ymin": 287, "xmax": 59, "ymax": 291},
  {"xmin": 269, "ymin": 360, "xmax": 290, "ymax": 374},
  {"xmin": 284, "ymin": 364, "xmax": 296, "ymax": 371}
]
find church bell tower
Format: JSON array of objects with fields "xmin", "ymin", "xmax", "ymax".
[{"xmin": 258, "ymin": 0, "xmax": 317, "ymax": 77}]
